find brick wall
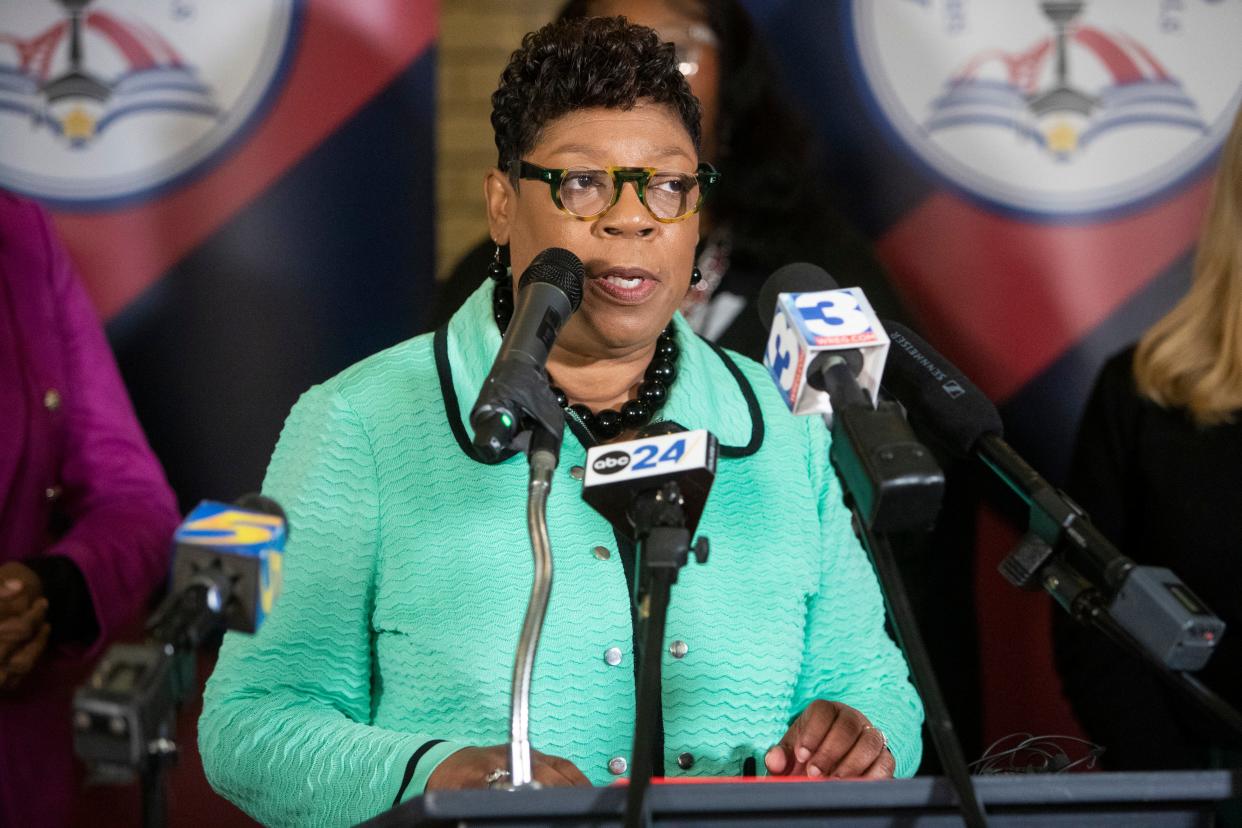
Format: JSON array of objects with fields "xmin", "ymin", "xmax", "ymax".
[{"xmin": 438, "ymin": 1, "xmax": 561, "ymax": 279}]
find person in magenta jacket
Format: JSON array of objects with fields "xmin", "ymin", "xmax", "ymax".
[{"xmin": 0, "ymin": 191, "xmax": 181, "ymax": 827}]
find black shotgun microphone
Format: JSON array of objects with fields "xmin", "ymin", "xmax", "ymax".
[
  {"xmin": 881, "ymin": 321, "xmax": 1224, "ymax": 670},
  {"xmin": 470, "ymin": 248, "xmax": 585, "ymax": 459},
  {"xmin": 881, "ymin": 320, "xmax": 1127, "ymax": 588},
  {"xmin": 879, "ymin": 321, "xmax": 1004, "ymax": 455}
]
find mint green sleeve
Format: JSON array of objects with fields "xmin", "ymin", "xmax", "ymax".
[
  {"xmin": 790, "ymin": 419, "xmax": 926, "ymax": 777},
  {"xmin": 198, "ymin": 384, "xmax": 460, "ymax": 827}
]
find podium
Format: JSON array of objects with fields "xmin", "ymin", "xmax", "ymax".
[{"xmin": 359, "ymin": 770, "xmax": 1240, "ymax": 827}]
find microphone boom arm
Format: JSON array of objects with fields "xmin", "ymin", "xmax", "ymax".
[{"xmin": 978, "ymin": 433, "xmax": 1131, "ymax": 592}]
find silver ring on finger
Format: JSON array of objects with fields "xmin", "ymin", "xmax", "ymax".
[
  {"xmin": 862, "ymin": 724, "xmax": 889, "ymax": 753},
  {"xmin": 484, "ymin": 767, "xmax": 511, "ymax": 788}
]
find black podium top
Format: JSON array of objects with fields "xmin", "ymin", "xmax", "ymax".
[{"xmin": 360, "ymin": 770, "xmax": 1240, "ymax": 827}]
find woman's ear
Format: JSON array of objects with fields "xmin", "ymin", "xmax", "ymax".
[{"xmin": 484, "ymin": 168, "xmax": 514, "ymax": 245}]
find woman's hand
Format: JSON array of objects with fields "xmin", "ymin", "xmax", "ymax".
[
  {"xmin": 0, "ymin": 563, "xmax": 50, "ymax": 692},
  {"xmin": 426, "ymin": 745, "xmax": 592, "ymax": 790},
  {"xmin": 764, "ymin": 700, "xmax": 895, "ymax": 779}
]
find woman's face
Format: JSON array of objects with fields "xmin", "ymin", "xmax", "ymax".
[
  {"xmin": 589, "ymin": 0, "xmax": 720, "ymax": 160},
  {"xmin": 486, "ymin": 103, "xmax": 701, "ymax": 357}
]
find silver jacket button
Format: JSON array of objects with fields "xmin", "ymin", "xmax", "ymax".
[
  {"xmin": 44, "ymin": 389, "xmax": 61, "ymax": 411},
  {"xmin": 677, "ymin": 752, "xmax": 694, "ymax": 770},
  {"xmin": 593, "ymin": 546, "xmax": 611, "ymax": 561},
  {"xmin": 604, "ymin": 647, "xmax": 623, "ymax": 666},
  {"xmin": 608, "ymin": 756, "xmax": 628, "ymax": 775},
  {"xmin": 569, "ymin": 465, "xmax": 585, "ymax": 480},
  {"xmin": 668, "ymin": 640, "xmax": 688, "ymax": 659}
]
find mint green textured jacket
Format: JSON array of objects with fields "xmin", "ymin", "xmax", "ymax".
[{"xmin": 199, "ymin": 282, "xmax": 924, "ymax": 826}]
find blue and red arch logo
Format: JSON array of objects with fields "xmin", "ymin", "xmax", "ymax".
[
  {"xmin": 847, "ymin": 0, "xmax": 1242, "ymax": 219},
  {"xmin": 0, "ymin": 0, "xmax": 299, "ymax": 207}
]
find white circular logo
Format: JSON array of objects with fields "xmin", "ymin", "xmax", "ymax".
[
  {"xmin": 0, "ymin": 0, "xmax": 299, "ymax": 207},
  {"xmin": 848, "ymin": 0, "xmax": 1242, "ymax": 218}
]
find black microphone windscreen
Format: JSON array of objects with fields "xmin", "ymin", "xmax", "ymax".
[
  {"xmin": 880, "ymin": 321, "xmax": 1004, "ymax": 455},
  {"xmin": 757, "ymin": 262, "xmax": 837, "ymax": 331},
  {"xmin": 519, "ymin": 247, "xmax": 585, "ymax": 311}
]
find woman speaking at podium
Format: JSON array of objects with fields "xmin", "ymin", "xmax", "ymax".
[{"xmin": 199, "ymin": 17, "xmax": 922, "ymax": 826}]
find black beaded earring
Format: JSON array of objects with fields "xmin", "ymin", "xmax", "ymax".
[
  {"xmin": 487, "ymin": 244, "xmax": 508, "ymax": 283},
  {"xmin": 690, "ymin": 266, "xmax": 702, "ymax": 286}
]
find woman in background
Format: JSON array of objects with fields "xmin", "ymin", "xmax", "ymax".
[
  {"xmin": 0, "ymin": 192, "xmax": 180, "ymax": 827},
  {"xmin": 1056, "ymin": 103, "xmax": 1242, "ymax": 771},
  {"xmin": 431, "ymin": 0, "xmax": 905, "ymax": 359}
]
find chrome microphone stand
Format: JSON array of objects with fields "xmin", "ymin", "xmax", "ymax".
[{"xmin": 505, "ymin": 424, "xmax": 562, "ymax": 788}]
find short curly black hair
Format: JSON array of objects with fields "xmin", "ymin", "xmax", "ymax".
[{"xmin": 491, "ymin": 16, "xmax": 702, "ymax": 169}]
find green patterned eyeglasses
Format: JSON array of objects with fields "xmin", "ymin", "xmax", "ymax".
[{"xmin": 509, "ymin": 160, "xmax": 720, "ymax": 223}]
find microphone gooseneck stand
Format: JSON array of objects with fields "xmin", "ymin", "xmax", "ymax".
[
  {"xmin": 625, "ymin": 481, "xmax": 709, "ymax": 828},
  {"xmin": 505, "ymin": 424, "xmax": 563, "ymax": 788},
  {"xmin": 821, "ymin": 382, "xmax": 989, "ymax": 828}
]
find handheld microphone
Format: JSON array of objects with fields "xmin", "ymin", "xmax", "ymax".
[
  {"xmin": 470, "ymin": 248, "xmax": 585, "ymax": 459},
  {"xmin": 158, "ymin": 495, "xmax": 289, "ymax": 639},
  {"xmin": 758, "ymin": 263, "xmax": 889, "ymax": 420},
  {"xmin": 74, "ymin": 495, "xmax": 288, "ymax": 776},
  {"xmin": 758, "ymin": 265, "xmax": 943, "ymax": 532},
  {"xmin": 880, "ymin": 322, "xmax": 1224, "ymax": 670},
  {"xmin": 582, "ymin": 428, "xmax": 718, "ymax": 544}
]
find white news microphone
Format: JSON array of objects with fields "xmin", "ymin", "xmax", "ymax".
[
  {"xmin": 758, "ymin": 263, "xmax": 942, "ymax": 532},
  {"xmin": 760, "ymin": 264, "xmax": 890, "ymax": 424}
]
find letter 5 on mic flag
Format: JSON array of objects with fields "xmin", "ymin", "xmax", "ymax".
[
  {"xmin": 173, "ymin": 500, "xmax": 288, "ymax": 633},
  {"xmin": 582, "ymin": 430, "xmax": 718, "ymax": 540},
  {"xmin": 764, "ymin": 287, "xmax": 889, "ymax": 416}
]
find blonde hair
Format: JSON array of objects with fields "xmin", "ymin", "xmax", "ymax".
[{"xmin": 1133, "ymin": 103, "xmax": 1242, "ymax": 426}]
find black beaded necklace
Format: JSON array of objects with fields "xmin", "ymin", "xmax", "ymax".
[{"xmin": 491, "ymin": 278, "xmax": 678, "ymax": 441}]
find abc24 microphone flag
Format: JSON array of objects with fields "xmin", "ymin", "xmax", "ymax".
[
  {"xmin": 0, "ymin": 2, "xmax": 436, "ymax": 824},
  {"xmin": 744, "ymin": 0, "xmax": 1242, "ymax": 750}
]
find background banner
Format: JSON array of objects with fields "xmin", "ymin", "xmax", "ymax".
[
  {"xmin": 1, "ymin": 0, "xmax": 439, "ymax": 512},
  {"xmin": 748, "ymin": 0, "xmax": 1242, "ymax": 745},
  {"xmin": 5, "ymin": 0, "xmax": 1240, "ymax": 808}
]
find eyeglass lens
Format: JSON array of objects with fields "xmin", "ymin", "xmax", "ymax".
[{"xmin": 559, "ymin": 168, "xmax": 699, "ymax": 220}]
